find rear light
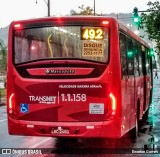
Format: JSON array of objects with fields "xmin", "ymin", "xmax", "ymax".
[
  {"xmin": 109, "ymin": 93, "xmax": 116, "ymax": 111},
  {"xmin": 14, "ymin": 23, "xmax": 22, "ymax": 29},
  {"xmin": 105, "ymin": 93, "xmax": 117, "ymax": 118},
  {"xmin": 9, "ymin": 93, "xmax": 15, "ymax": 114},
  {"xmin": 102, "ymin": 20, "xmax": 109, "ymax": 25}
]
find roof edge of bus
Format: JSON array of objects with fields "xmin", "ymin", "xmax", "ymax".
[{"xmin": 9, "ymin": 16, "xmax": 117, "ymax": 24}]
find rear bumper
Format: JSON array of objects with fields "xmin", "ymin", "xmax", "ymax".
[{"xmin": 8, "ymin": 117, "xmax": 122, "ymax": 138}]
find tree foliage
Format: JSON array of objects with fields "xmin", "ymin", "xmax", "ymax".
[
  {"xmin": 140, "ymin": 1, "xmax": 160, "ymax": 53},
  {"xmin": 70, "ymin": 5, "xmax": 94, "ymax": 15},
  {"xmin": 0, "ymin": 40, "xmax": 7, "ymax": 75}
]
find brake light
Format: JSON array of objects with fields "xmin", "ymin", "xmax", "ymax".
[
  {"xmin": 109, "ymin": 93, "xmax": 116, "ymax": 111},
  {"xmin": 102, "ymin": 20, "xmax": 109, "ymax": 25},
  {"xmin": 105, "ymin": 92, "xmax": 117, "ymax": 120},
  {"xmin": 9, "ymin": 93, "xmax": 15, "ymax": 114}
]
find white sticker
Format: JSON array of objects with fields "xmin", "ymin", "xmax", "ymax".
[
  {"xmin": 89, "ymin": 103, "xmax": 104, "ymax": 114},
  {"xmin": 82, "ymin": 41, "xmax": 104, "ymax": 57}
]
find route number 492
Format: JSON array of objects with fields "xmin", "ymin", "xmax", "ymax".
[{"xmin": 81, "ymin": 27, "xmax": 104, "ymax": 40}]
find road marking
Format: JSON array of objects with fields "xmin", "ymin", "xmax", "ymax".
[{"xmin": 0, "ymin": 119, "xmax": 7, "ymax": 123}]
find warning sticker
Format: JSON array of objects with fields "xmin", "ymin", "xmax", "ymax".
[
  {"xmin": 89, "ymin": 103, "xmax": 104, "ymax": 114},
  {"xmin": 82, "ymin": 41, "xmax": 104, "ymax": 57}
]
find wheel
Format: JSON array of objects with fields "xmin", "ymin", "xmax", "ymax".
[
  {"xmin": 130, "ymin": 103, "xmax": 140, "ymax": 140},
  {"xmin": 149, "ymin": 89, "xmax": 153, "ymax": 104},
  {"xmin": 143, "ymin": 108, "xmax": 149, "ymax": 120}
]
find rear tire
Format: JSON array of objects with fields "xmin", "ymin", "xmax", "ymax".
[
  {"xmin": 130, "ymin": 103, "xmax": 140, "ymax": 140},
  {"xmin": 143, "ymin": 108, "xmax": 149, "ymax": 120}
]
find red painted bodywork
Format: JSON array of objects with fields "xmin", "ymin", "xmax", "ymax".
[{"xmin": 7, "ymin": 16, "xmax": 152, "ymax": 138}]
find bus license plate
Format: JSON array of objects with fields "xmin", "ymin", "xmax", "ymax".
[{"xmin": 51, "ymin": 128, "xmax": 70, "ymax": 134}]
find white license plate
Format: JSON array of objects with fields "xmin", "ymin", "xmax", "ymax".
[{"xmin": 51, "ymin": 128, "xmax": 70, "ymax": 134}]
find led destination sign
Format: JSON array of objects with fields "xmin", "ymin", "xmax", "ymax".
[{"xmin": 81, "ymin": 27, "xmax": 104, "ymax": 40}]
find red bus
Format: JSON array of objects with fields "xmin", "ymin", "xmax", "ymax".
[{"xmin": 7, "ymin": 16, "xmax": 152, "ymax": 138}]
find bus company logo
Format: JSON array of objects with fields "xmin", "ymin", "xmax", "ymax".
[
  {"xmin": 45, "ymin": 69, "xmax": 75, "ymax": 74},
  {"xmin": 29, "ymin": 96, "xmax": 57, "ymax": 104},
  {"xmin": 45, "ymin": 69, "xmax": 50, "ymax": 74}
]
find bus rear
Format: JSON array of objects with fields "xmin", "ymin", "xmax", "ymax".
[{"xmin": 7, "ymin": 17, "xmax": 122, "ymax": 138}]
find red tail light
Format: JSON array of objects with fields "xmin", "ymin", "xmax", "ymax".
[
  {"xmin": 105, "ymin": 93, "xmax": 117, "ymax": 119},
  {"xmin": 9, "ymin": 93, "xmax": 15, "ymax": 114},
  {"xmin": 102, "ymin": 20, "xmax": 109, "ymax": 25},
  {"xmin": 14, "ymin": 23, "xmax": 22, "ymax": 29},
  {"xmin": 109, "ymin": 93, "xmax": 116, "ymax": 111}
]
